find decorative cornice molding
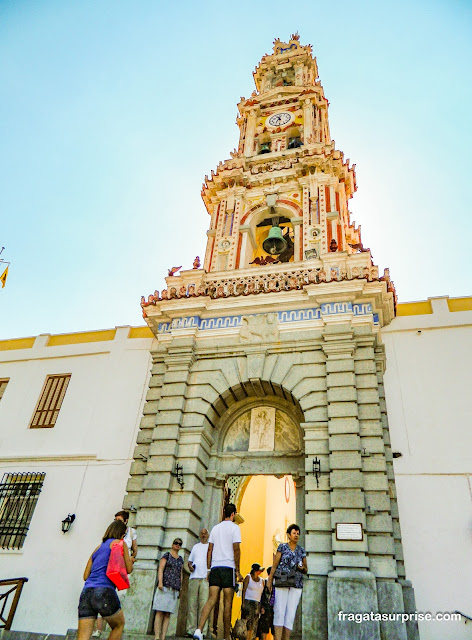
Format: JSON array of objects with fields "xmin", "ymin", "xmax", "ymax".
[{"xmin": 155, "ymin": 304, "xmax": 377, "ymax": 335}]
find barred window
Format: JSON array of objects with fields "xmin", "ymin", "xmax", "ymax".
[
  {"xmin": 0, "ymin": 379, "xmax": 9, "ymax": 401},
  {"xmin": 29, "ymin": 374, "xmax": 71, "ymax": 428},
  {"xmin": 0, "ymin": 472, "xmax": 46, "ymax": 549}
]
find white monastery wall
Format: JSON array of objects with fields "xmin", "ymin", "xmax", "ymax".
[
  {"xmin": 0, "ymin": 326, "xmax": 154, "ymax": 634},
  {"xmin": 1, "ymin": 296, "xmax": 471, "ymax": 637},
  {"xmin": 383, "ymin": 297, "xmax": 472, "ymax": 640}
]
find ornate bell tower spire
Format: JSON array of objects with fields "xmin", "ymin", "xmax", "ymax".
[
  {"xmin": 200, "ymin": 33, "xmax": 371, "ymax": 284},
  {"xmin": 141, "ymin": 34, "xmax": 395, "ymax": 315}
]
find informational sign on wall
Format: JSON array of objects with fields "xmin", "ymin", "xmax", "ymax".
[{"xmin": 335, "ymin": 523, "xmax": 363, "ymax": 541}]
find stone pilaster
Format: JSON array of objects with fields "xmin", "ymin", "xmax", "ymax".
[
  {"xmin": 302, "ymin": 419, "xmax": 330, "ymax": 640},
  {"xmin": 322, "ymin": 322, "xmax": 380, "ymax": 640},
  {"xmin": 292, "ymin": 217, "xmax": 303, "ymax": 263},
  {"xmin": 318, "ymin": 180, "xmax": 328, "ymax": 254},
  {"xmin": 374, "ymin": 345, "xmax": 405, "ymax": 579},
  {"xmin": 301, "ymin": 182, "xmax": 310, "ymax": 256},
  {"xmin": 121, "ymin": 348, "xmax": 167, "ymax": 634},
  {"xmin": 124, "ymin": 350, "xmax": 166, "ymax": 515},
  {"xmin": 356, "ymin": 331, "xmax": 408, "ymax": 640},
  {"xmin": 303, "ymin": 98, "xmax": 314, "ymax": 141},
  {"xmin": 244, "ymin": 109, "xmax": 257, "ymax": 157},
  {"xmin": 322, "ymin": 324, "xmax": 369, "ymax": 571},
  {"xmin": 374, "ymin": 345, "xmax": 419, "ymax": 640},
  {"xmin": 202, "ymin": 471, "xmax": 227, "ymax": 530},
  {"xmin": 124, "ymin": 337, "xmax": 196, "ymax": 633}
]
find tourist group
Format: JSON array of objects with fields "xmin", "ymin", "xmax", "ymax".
[{"xmin": 76, "ymin": 504, "xmax": 307, "ymax": 640}]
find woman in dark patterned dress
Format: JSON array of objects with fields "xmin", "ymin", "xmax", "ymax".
[
  {"xmin": 267, "ymin": 525, "xmax": 307, "ymax": 640},
  {"xmin": 153, "ymin": 538, "xmax": 184, "ymax": 640},
  {"xmin": 256, "ymin": 566, "xmax": 275, "ymax": 640}
]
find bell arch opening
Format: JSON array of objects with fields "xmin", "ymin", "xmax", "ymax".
[{"xmin": 238, "ymin": 202, "xmax": 300, "ymax": 269}]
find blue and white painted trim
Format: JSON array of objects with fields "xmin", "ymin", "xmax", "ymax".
[{"xmin": 157, "ymin": 303, "xmax": 378, "ymax": 334}]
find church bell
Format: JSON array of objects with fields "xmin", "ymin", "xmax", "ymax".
[{"xmin": 262, "ymin": 225, "xmax": 288, "ymax": 255}]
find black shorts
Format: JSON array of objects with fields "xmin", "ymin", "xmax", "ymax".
[
  {"xmin": 78, "ymin": 587, "xmax": 121, "ymax": 619},
  {"xmin": 209, "ymin": 567, "xmax": 235, "ymax": 589}
]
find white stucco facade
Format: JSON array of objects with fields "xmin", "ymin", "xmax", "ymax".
[
  {"xmin": 0, "ymin": 297, "xmax": 471, "ymax": 638},
  {"xmin": 383, "ymin": 297, "xmax": 472, "ymax": 640},
  {"xmin": 0, "ymin": 326, "xmax": 154, "ymax": 634}
]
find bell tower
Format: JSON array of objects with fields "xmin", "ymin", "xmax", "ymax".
[
  {"xmin": 130, "ymin": 36, "xmax": 418, "ymax": 640},
  {"xmin": 201, "ymin": 32, "xmax": 366, "ymax": 283}
]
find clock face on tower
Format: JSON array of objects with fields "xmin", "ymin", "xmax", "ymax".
[{"xmin": 266, "ymin": 112, "xmax": 292, "ymax": 128}]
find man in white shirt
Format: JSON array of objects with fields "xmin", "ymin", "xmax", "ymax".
[
  {"xmin": 114, "ymin": 510, "xmax": 137, "ymax": 561},
  {"xmin": 186, "ymin": 528, "xmax": 210, "ymax": 637},
  {"xmin": 193, "ymin": 504, "xmax": 243, "ymax": 640}
]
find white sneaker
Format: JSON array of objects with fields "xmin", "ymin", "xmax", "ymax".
[
  {"xmin": 193, "ymin": 629, "xmax": 203, "ymax": 640},
  {"xmin": 92, "ymin": 632, "xmax": 101, "ymax": 638}
]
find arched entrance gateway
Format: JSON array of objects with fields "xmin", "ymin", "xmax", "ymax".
[
  {"xmin": 204, "ymin": 392, "xmax": 305, "ymax": 637},
  {"xmin": 125, "ymin": 35, "xmax": 419, "ymax": 640},
  {"xmin": 203, "ymin": 390, "xmax": 305, "ymax": 533}
]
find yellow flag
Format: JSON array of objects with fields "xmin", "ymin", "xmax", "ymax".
[{"xmin": 0, "ymin": 266, "xmax": 8, "ymax": 288}]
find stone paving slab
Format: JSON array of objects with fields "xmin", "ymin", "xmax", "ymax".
[
  {"xmin": 0, "ymin": 632, "xmax": 65, "ymax": 640},
  {"xmin": 65, "ymin": 632, "xmax": 155, "ymax": 640}
]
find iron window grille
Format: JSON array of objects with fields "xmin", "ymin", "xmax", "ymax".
[
  {"xmin": 29, "ymin": 374, "xmax": 71, "ymax": 428},
  {"xmin": 0, "ymin": 472, "xmax": 46, "ymax": 549},
  {"xmin": 0, "ymin": 379, "xmax": 9, "ymax": 402}
]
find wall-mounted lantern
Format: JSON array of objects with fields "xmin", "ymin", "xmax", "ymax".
[
  {"xmin": 61, "ymin": 513, "xmax": 76, "ymax": 533},
  {"xmin": 171, "ymin": 463, "xmax": 184, "ymax": 490},
  {"xmin": 312, "ymin": 457, "xmax": 322, "ymax": 488}
]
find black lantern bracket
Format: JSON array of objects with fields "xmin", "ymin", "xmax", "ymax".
[
  {"xmin": 61, "ymin": 513, "xmax": 76, "ymax": 533},
  {"xmin": 171, "ymin": 463, "xmax": 184, "ymax": 490},
  {"xmin": 312, "ymin": 457, "xmax": 326, "ymax": 488}
]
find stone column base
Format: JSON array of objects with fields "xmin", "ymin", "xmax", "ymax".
[
  {"xmin": 302, "ymin": 576, "xmax": 328, "ymax": 640},
  {"xmin": 121, "ymin": 564, "xmax": 157, "ymax": 633},
  {"xmin": 399, "ymin": 580, "xmax": 420, "ymax": 640},
  {"xmin": 376, "ymin": 580, "xmax": 408, "ymax": 640},
  {"xmin": 327, "ymin": 569, "xmax": 380, "ymax": 640}
]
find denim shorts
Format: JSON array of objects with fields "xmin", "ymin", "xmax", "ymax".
[{"xmin": 78, "ymin": 587, "xmax": 121, "ymax": 619}]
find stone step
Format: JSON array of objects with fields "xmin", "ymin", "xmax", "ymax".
[
  {"xmin": 65, "ymin": 632, "xmax": 155, "ymax": 640},
  {"xmin": 1, "ymin": 632, "xmax": 199, "ymax": 640},
  {"xmin": 0, "ymin": 632, "xmax": 194, "ymax": 640},
  {"xmin": 0, "ymin": 632, "xmax": 65, "ymax": 640}
]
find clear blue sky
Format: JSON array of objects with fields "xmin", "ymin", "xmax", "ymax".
[{"xmin": 1, "ymin": 0, "xmax": 471, "ymax": 339}]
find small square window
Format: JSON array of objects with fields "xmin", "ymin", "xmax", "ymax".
[{"xmin": 29, "ymin": 374, "xmax": 71, "ymax": 429}]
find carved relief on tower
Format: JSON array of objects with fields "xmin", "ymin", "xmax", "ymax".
[
  {"xmin": 222, "ymin": 407, "xmax": 301, "ymax": 453},
  {"xmin": 305, "ymin": 226, "xmax": 322, "ymax": 260},
  {"xmin": 240, "ymin": 313, "xmax": 279, "ymax": 343},
  {"xmin": 216, "ymin": 237, "xmax": 232, "ymax": 271},
  {"xmin": 219, "ymin": 237, "xmax": 232, "ymax": 252}
]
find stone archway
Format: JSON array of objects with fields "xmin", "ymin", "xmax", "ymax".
[
  {"xmin": 199, "ymin": 391, "xmax": 307, "ymax": 640},
  {"xmin": 200, "ymin": 391, "xmax": 306, "ymax": 538}
]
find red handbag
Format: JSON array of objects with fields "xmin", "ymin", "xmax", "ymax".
[{"xmin": 106, "ymin": 540, "xmax": 130, "ymax": 590}]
